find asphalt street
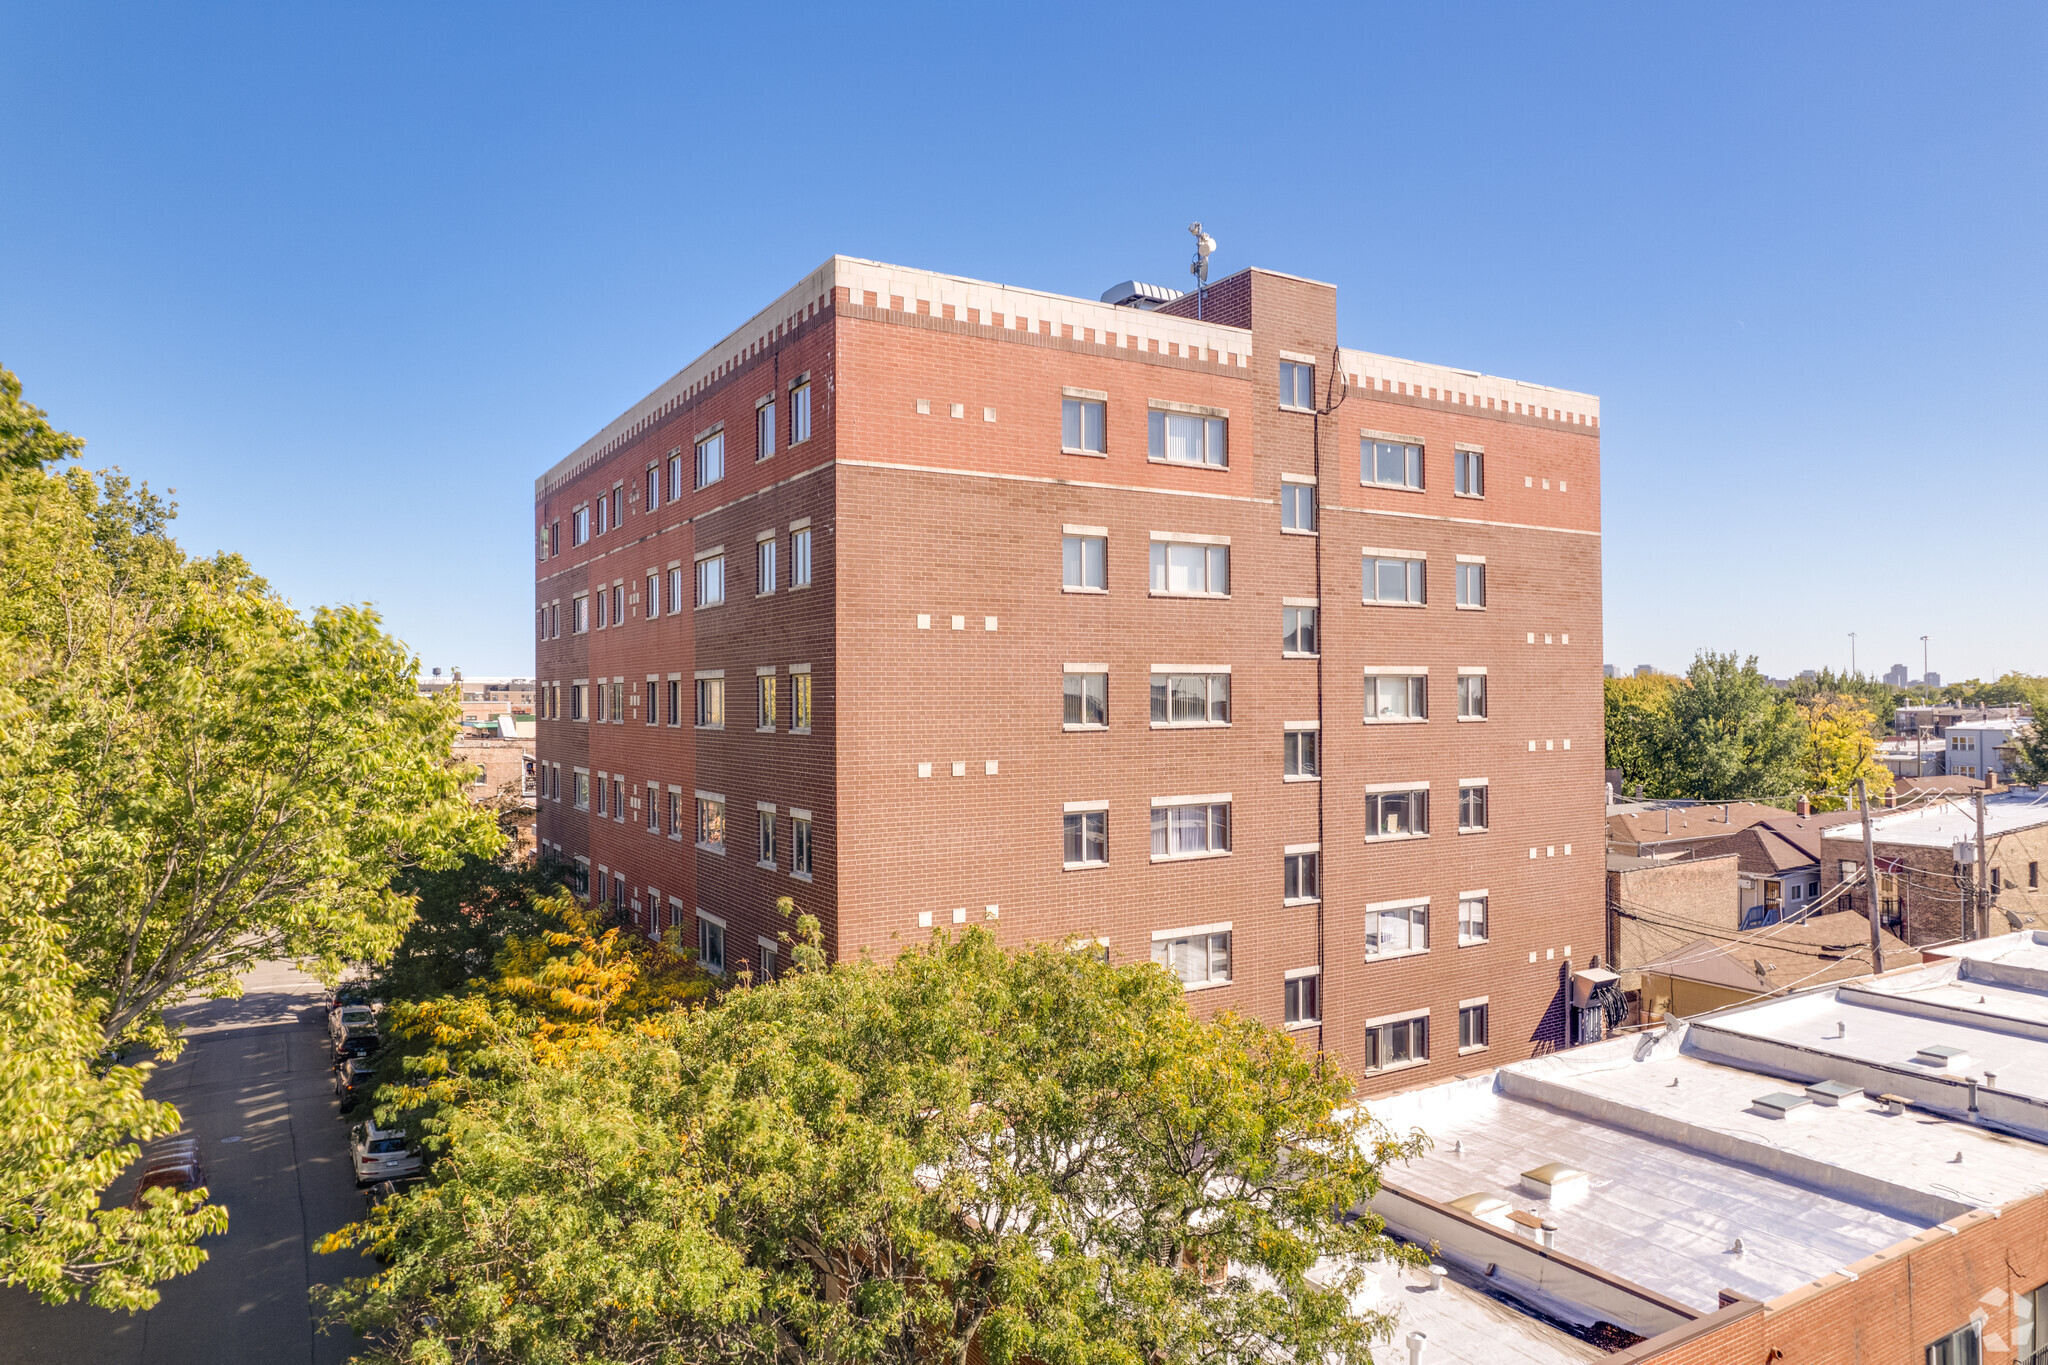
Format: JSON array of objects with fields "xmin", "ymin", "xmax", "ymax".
[{"xmin": 0, "ymin": 961, "xmax": 380, "ymax": 1364}]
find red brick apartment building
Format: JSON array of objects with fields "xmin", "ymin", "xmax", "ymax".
[{"xmin": 531, "ymin": 256, "xmax": 1605, "ymax": 1093}]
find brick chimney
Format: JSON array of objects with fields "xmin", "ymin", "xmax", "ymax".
[
  {"xmin": 1796, "ymin": 795, "xmax": 1812, "ymax": 818},
  {"xmin": 1883, "ymin": 789, "xmax": 1897, "ymax": 809},
  {"xmin": 1988, "ymin": 771, "xmax": 2001, "ymax": 793}
]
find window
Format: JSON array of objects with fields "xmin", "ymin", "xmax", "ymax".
[
  {"xmin": 758, "ymin": 808, "xmax": 777, "ymax": 866},
  {"xmin": 1283, "ymin": 728, "xmax": 1320, "ymax": 779},
  {"xmin": 573, "ymin": 596, "xmax": 589, "ymax": 634},
  {"xmin": 667, "ymin": 450, "xmax": 685, "ymax": 503},
  {"xmin": 696, "ymin": 554, "xmax": 725, "ymax": 607},
  {"xmin": 594, "ymin": 494, "xmax": 608, "ymax": 536},
  {"xmin": 609, "ymin": 681, "xmax": 623, "ymax": 723},
  {"xmin": 612, "ymin": 584, "xmax": 624, "ymax": 625},
  {"xmin": 568, "ymin": 684, "xmax": 585, "ymax": 721},
  {"xmin": 1062, "ymin": 534, "xmax": 1107, "ymax": 591},
  {"xmin": 646, "ymin": 784, "xmax": 658, "ymax": 831},
  {"xmin": 793, "ymin": 672, "xmax": 813, "ymax": 731},
  {"xmin": 668, "ymin": 567, "xmax": 685, "ymax": 615},
  {"xmin": 594, "ymin": 590, "xmax": 607, "ymax": 630},
  {"xmin": 613, "ymin": 873, "xmax": 626, "ymax": 908},
  {"xmin": 548, "ymin": 521, "xmax": 559, "ymax": 555},
  {"xmin": 571, "ymin": 506, "xmax": 589, "ymax": 545},
  {"xmin": 1365, "ymin": 903, "xmax": 1429, "ymax": 957},
  {"xmin": 756, "ymin": 400, "xmax": 776, "ymax": 460},
  {"xmin": 697, "ymin": 797, "xmax": 726, "ymax": 850},
  {"xmin": 1151, "ymin": 673, "xmax": 1230, "ymax": 726},
  {"xmin": 611, "ymin": 777, "xmax": 623, "ymax": 820},
  {"xmin": 645, "ymin": 465, "xmax": 660, "ymax": 511},
  {"xmin": 1062, "ymin": 396, "xmax": 1106, "ymax": 453},
  {"xmin": 1458, "ymin": 785, "xmax": 1489, "ymax": 832},
  {"xmin": 1283, "ymin": 606, "xmax": 1317, "ymax": 657},
  {"xmin": 646, "ymin": 573, "xmax": 659, "ymax": 619},
  {"xmin": 1148, "ymin": 410, "xmax": 1228, "ymax": 467},
  {"xmin": 1363, "ymin": 438, "xmax": 1423, "ymax": 490},
  {"xmin": 593, "ymin": 684, "xmax": 607, "ymax": 722},
  {"xmin": 1284, "ymin": 971, "xmax": 1321, "ymax": 1027},
  {"xmin": 1366, "ymin": 789, "xmax": 1429, "ymax": 839},
  {"xmin": 2033, "ymin": 861, "xmax": 2040, "ymax": 889},
  {"xmin": 1364, "ymin": 1014, "xmax": 1428, "ymax": 1071},
  {"xmin": 1281, "ymin": 480, "xmax": 1316, "ymax": 532},
  {"xmin": 1456, "ymin": 562, "xmax": 1486, "ymax": 608},
  {"xmin": 696, "ymin": 431, "xmax": 724, "ymax": 489},
  {"xmin": 573, "ymin": 772, "xmax": 590, "ymax": 810},
  {"xmin": 698, "ymin": 915, "xmax": 726, "ymax": 974},
  {"xmin": 1365, "ymin": 674, "xmax": 1428, "ymax": 722},
  {"xmin": 696, "ymin": 677, "xmax": 724, "ymax": 728},
  {"xmin": 1363, "ymin": 554, "xmax": 1426, "ymax": 604},
  {"xmin": 666, "ymin": 679, "xmax": 683, "ymax": 727},
  {"xmin": 1455, "ymin": 448, "xmax": 1484, "ymax": 497},
  {"xmin": 757, "ymin": 673, "xmax": 777, "ymax": 729},
  {"xmin": 790, "ymin": 380, "xmax": 812, "ymax": 443},
  {"xmin": 1152, "ymin": 928, "xmax": 1231, "ymax": 987},
  {"xmin": 1284, "ymin": 851, "xmax": 1320, "ymax": 903},
  {"xmin": 1459, "ymin": 895, "xmax": 1490, "ymax": 945},
  {"xmin": 1459, "ymin": 1002, "xmax": 1490, "ymax": 1051},
  {"xmin": 1458, "ymin": 674, "xmax": 1488, "ymax": 719},
  {"xmin": 1923, "ymin": 1324, "xmax": 1979, "ymax": 1365},
  {"xmin": 756, "ymin": 537, "xmax": 777, "ymax": 595},
  {"xmin": 793, "ymin": 815, "xmax": 813, "ymax": 876},
  {"xmin": 1149, "ymin": 541, "xmax": 1230, "ymax": 596},
  {"xmin": 757, "ymin": 940, "xmax": 777, "ymax": 981},
  {"xmin": 666, "ymin": 790, "xmax": 683, "ymax": 838},
  {"xmin": 1151, "ymin": 801, "xmax": 1231, "ymax": 858},
  {"xmin": 549, "ymin": 604, "xmax": 559, "ymax": 638},
  {"xmin": 644, "ymin": 681, "xmax": 658, "ymax": 726},
  {"xmin": 1279, "ymin": 360, "xmax": 1316, "ymax": 411},
  {"xmin": 1063, "ymin": 809, "xmax": 1108, "ymax": 867},
  {"xmin": 1064, "ymin": 672, "xmax": 1108, "ymax": 728},
  {"xmin": 792, "ymin": 527, "xmax": 813, "ymax": 586}
]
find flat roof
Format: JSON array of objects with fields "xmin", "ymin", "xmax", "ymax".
[
  {"xmin": 1357, "ymin": 934, "xmax": 2048, "ymax": 1347},
  {"xmin": 1821, "ymin": 790, "xmax": 2048, "ymax": 847}
]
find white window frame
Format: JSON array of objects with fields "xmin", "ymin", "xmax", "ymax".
[
  {"xmin": 1149, "ymin": 532, "xmax": 1230, "ymax": 598},
  {"xmin": 1283, "ymin": 966, "xmax": 1321, "ymax": 1029},
  {"xmin": 697, "ymin": 910, "xmax": 727, "ymax": 975},
  {"xmin": 791, "ymin": 521, "xmax": 814, "ymax": 588},
  {"xmin": 1454, "ymin": 445, "xmax": 1485, "ymax": 499},
  {"xmin": 1062, "ymin": 528, "xmax": 1108, "ymax": 593},
  {"xmin": 1280, "ymin": 474, "xmax": 1317, "ymax": 534},
  {"xmin": 1456, "ymin": 556, "xmax": 1486, "ymax": 610},
  {"xmin": 757, "ymin": 532, "xmax": 778, "ymax": 595},
  {"xmin": 1150, "ymin": 921, "xmax": 1233, "ymax": 990},
  {"xmin": 694, "ymin": 673, "xmax": 725, "ymax": 729},
  {"xmin": 1150, "ymin": 796, "xmax": 1232, "ymax": 862},
  {"xmin": 1458, "ymin": 891, "xmax": 1490, "ymax": 945},
  {"xmin": 1061, "ymin": 389, "xmax": 1107, "ymax": 455},
  {"xmin": 695, "ymin": 793, "xmax": 727, "ymax": 854},
  {"xmin": 1363, "ymin": 1009, "xmax": 1430, "ymax": 1073},
  {"xmin": 1062, "ymin": 801, "xmax": 1109, "ymax": 870},
  {"xmin": 1283, "ymin": 721, "xmax": 1320, "ymax": 782},
  {"xmin": 1278, "ymin": 358, "xmax": 1316, "ymax": 412},
  {"xmin": 756, "ymin": 395, "xmax": 776, "ymax": 461},
  {"xmin": 1282, "ymin": 601, "xmax": 1318, "ymax": 658},
  {"xmin": 1457, "ymin": 668, "xmax": 1489, "ymax": 721},
  {"xmin": 757, "ymin": 802, "xmax": 778, "ymax": 868},
  {"xmin": 1283, "ymin": 844, "xmax": 1321, "ymax": 905},
  {"xmin": 1458, "ymin": 997, "xmax": 1491, "ymax": 1053},
  {"xmin": 1458, "ymin": 781, "xmax": 1489, "ymax": 834},
  {"xmin": 1363, "ymin": 548, "xmax": 1427, "ymax": 606},
  {"xmin": 789, "ymin": 376, "xmax": 812, "ymax": 445},
  {"xmin": 1361, "ymin": 432, "xmax": 1424, "ymax": 491},
  {"xmin": 1150, "ymin": 666, "xmax": 1231, "ymax": 728},
  {"xmin": 1364, "ymin": 671, "xmax": 1429, "ymax": 724},
  {"xmin": 1063, "ymin": 666, "xmax": 1109, "ymax": 731},
  {"xmin": 695, "ymin": 428, "xmax": 725, "ymax": 490},
  {"xmin": 791, "ymin": 664, "xmax": 813, "ymax": 733},
  {"xmin": 1364, "ymin": 898, "xmax": 1430, "ymax": 960},
  {"xmin": 791, "ymin": 809, "xmax": 813, "ymax": 880},
  {"xmin": 695, "ymin": 548, "xmax": 726, "ymax": 608},
  {"xmin": 1365, "ymin": 783, "xmax": 1430, "ymax": 842},
  {"xmin": 756, "ymin": 667, "xmax": 778, "ymax": 732},
  {"xmin": 1146, "ymin": 401, "xmax": 1229, "ymax": 469}
]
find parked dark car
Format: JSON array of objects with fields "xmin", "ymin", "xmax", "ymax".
[
  {"xmin": 334, "ymin": 1028, "xmax": 380, "ymax": 1061},
  {"xmin": 333, "ymin": 1055, "xmax": 376, "ymax": 1111}
]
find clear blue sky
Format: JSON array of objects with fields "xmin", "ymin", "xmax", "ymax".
[{"xmin": 3, "ymin": 4, "xmax": 2042, "ymax": 682}]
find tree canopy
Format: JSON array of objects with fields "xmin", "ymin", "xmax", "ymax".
[
  {"xmin": 316, "ymin": 918, "xmax": 1425, "ymax": 1365},
  {"xmin": 1605, "ymin": 653, "xmax": 1805, "ymax": 801},
  {"xmin": 0, "ymin": 363, "xmax": 499, "ymax": 1306},
  {"xmin": 1795, "ymin": 695, "xmax": 1894, "ymax": 810}
]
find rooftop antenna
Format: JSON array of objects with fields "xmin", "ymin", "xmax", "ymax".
[{"xmin": 1188, "ymin": 222, "xmax": 1217, "ymax": 319}]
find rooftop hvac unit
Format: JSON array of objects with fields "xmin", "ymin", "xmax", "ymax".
[{"xmin": 1570, "ymin": 967, "xmax": 1620, "ymax": 1009}]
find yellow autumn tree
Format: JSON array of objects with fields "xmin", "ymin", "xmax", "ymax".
[{"xmin": 1797, "ymin": 695, "xmax": 1894, "ymax": 811}]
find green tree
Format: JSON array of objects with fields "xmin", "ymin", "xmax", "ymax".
[
  {"xmin": 1604, "ymin": 672, "xmax": 1681, "ymax": 793},
  {"xmin": 317, "ymin": 926, "xmax": 1426, "ymax": 1365},
  {"xmin": 363, "ymin": 852, "xmax": 558, "ymax": 1007},
  {"xmin": 1796, "ymin": 695, "xmax": 1894, "ymax": 810},
  {"xmin": 1654, "ymin": 651, "xmax": 1804, "ymax": 801},
  {"xmin": 2006, "ymin": 721, "xmax": 2048, "ymax": 786},
  {"xmin": 1788, "ymin": 667, "xmax": 1900, "ymax": 730},
  {"xmin": 0, "ymin": 363, "xmax": 500, "ymax": 1305}
]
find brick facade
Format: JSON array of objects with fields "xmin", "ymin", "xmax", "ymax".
[{"xmin": 532, "ymin": 256, "xmax": 1606, "ymax": 1094}]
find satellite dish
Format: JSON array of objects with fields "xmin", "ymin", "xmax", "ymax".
[{"xmin": 1188, "ymin": 222, "xmax": 1218, "ymax": 285}]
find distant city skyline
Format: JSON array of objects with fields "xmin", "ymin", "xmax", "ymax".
[{"xmin": 2, "ymin": 5, "xmax": 2042, "ymax": 678}]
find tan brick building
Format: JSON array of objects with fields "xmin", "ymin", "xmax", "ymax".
[{"xmin": 530, "ymin": 255, "xmax": 1606, "ymax": 1093}]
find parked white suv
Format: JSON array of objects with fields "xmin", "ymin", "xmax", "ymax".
[{"xmin": 348, "ymin": 1122, "xmax": 421, "ymax": 1186}]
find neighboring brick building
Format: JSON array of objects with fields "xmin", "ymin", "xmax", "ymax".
[
  {"xmin": 1821, "ymin": 787, "xmax": 2048, "ymax": 945},
  {"xmin": 530, "ymin": 255, "xmax": 1606, "ymax": 1093},
  {"xmin": 1606, "ymin": 851, "xmax": 1738, "ymax": 1006}
]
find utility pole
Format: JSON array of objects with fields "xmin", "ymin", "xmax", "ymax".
[
  {"xmin": 1858, "ymin": 778, "xmax": 1883, "ymax": 973},
  {"xmin": 1921, "ymin": 635, "xmax": 1930, "ymax": 688},
  {"xmin": 1850, "ymin": 632, "xmax": 1858, "ymax": 678},
  {"xmin": 1977, "ymin": 788, "xmax": 1991, "ymax": 939}
]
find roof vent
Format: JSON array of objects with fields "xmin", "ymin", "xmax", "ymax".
[
  {"xmin": 1917, "ymin": 1044, "xmax": 1972, "ymax": 1072},
  {"xmin": 1446, "ymin": 1193, "xmax": 1513, "ymax": 1229},
  {"xmin": 1520, "ymin": 1162, "xmax": 1590, "ymax": 1203},
  {"xmin": 1805, "ymin": 1080, "xmax": 1864, "ymax": 1107},
  {"xmin": 1752, "ymin": 1091, "xmax": 1813, "ymax": 1120},
  {"xmin": 1099, "ymin": 280, "xmax": 1185, "ymax": 311}
]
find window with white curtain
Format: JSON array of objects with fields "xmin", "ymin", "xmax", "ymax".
[
  {"xmin": 1362, "ymin": 438, "xmax": 1423, "ymax": 490},
  {"xmin": 1364, "ymin": 555, "xmax": 1426, "ymax": 604},
  {"xmin": 1152, "ymin": 928, "xmax": 1231, "ymax": 986},
  {"xmin": 1365, "ymin": 674, "xmax": 1427, "ymax": 722},
  {"xmin": 1148, "ymin": 411, "xmax": 1228, "ymax": 467},
  {"xmin": 1150, "ymin": 541, "xmax": 1229, "ymax": 596},
  {"xmin": 1151, "ymin": 673, "xmax": 1229, "ymax": 726},
  {"xmin": 1365, "ymin": 903, "xmax": 1429, "ymax": 957},
  {"xmin": 1366, "ymin": 790, "xmax": 1429, "ymax": 839},
  {"xmin": 1151, "ymin": 802, "xmax": 1231, "ymax": 858}
]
